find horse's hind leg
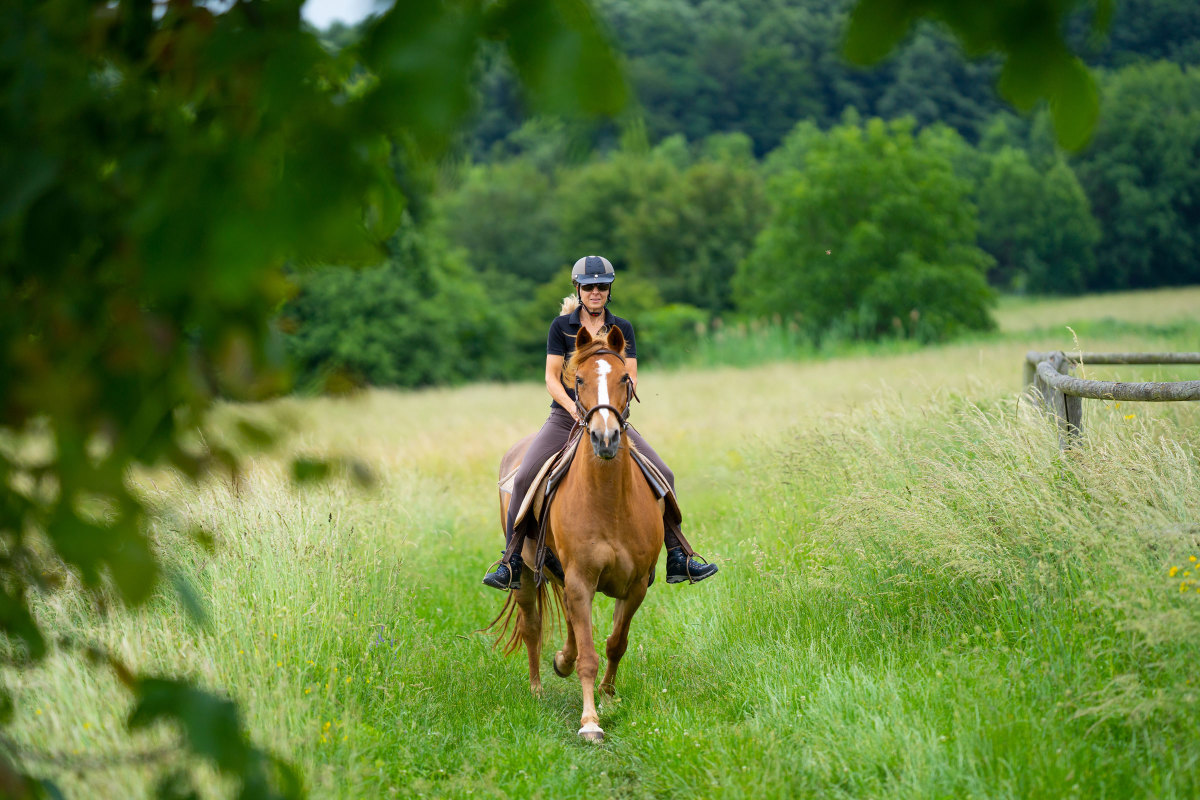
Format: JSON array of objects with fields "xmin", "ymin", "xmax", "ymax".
[
  {"xmin": 600, "ymin": 583, "xmax": 647, "ymax": 696},
  {"xmin": 562, "ymin": 573, "xmax": 603, "ymax": 741},
  {"xmin": 514, "ymin": 567, "xmax": 543, "ymax": 695}
]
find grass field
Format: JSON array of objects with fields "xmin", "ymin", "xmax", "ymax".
[{"xmin": 12, "ymin": 287, "xmax": 1200, "ymax": 798}]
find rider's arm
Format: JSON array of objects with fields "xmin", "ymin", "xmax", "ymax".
[
  {"xmin": 545, "ymin": 355, "xmax": 580, "ymax": 421},
  {"xmin": 626, "ymin": 357, "xmax": 638, "ymax": 393}
]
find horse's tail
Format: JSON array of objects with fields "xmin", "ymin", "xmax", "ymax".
[{"xmin": 483, "ymin": 579, "xmax": 564, "ymax": 656}]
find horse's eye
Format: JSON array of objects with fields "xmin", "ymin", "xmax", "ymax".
[{"xmin": 575, "ymin": 376, "xmax": 583, "ymax": 385}]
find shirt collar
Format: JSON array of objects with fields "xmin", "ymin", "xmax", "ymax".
[{"xmin": 568, "ymin": 306, "xmax": 613, "ymax": 327}]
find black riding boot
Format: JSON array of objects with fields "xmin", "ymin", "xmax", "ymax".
[
  {"xmin": 483, "ymin": 550, "xmax": 524, "ymax": 591},
  {"xmin": 665, "ymin": 547, "xmax": 718, "ymax": 584}
]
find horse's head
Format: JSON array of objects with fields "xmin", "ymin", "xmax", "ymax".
[{"xmin": 569, "ymin": 326, "xmax": 632, "ymax": 460}]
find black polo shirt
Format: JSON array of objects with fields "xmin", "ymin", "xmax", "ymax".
[{"xmin": 546, "ymin": 307, "xmax": 637, "ymax": 411}]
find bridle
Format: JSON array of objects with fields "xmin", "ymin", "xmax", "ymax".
[{"xmin": 573, "ymin": 348, "xmax": 640, "ymax": 431}]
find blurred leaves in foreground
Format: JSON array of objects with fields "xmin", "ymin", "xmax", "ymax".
[{"xmin": 0, "ymin": 0, "xmax": 623, "ymax": 794}]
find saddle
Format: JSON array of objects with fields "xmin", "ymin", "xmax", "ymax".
[{"xmin": 498, "ymin": 425, "xmax": 689, "ymax": 585}]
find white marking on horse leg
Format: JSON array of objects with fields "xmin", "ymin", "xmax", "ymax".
[
  {"xmin": 578, "ymin": 722, "xmax": 604, "ymax": 736},
  {"xmin": 596, "ymin": 361, "xmax": 612, "ymax": 426}
]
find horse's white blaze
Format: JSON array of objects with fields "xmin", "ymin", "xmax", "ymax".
[
  {"xmin": 579, "ymin": 722, "xmax": 604, "ymax": 735},
  {"xmin": 595, "ymin": 360, "xmax": 612, "ymax": 426}
]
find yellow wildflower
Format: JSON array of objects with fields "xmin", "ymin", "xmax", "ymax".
[
  {"xmin": 1124, "ymin": 414, "xmax": 1135, "ymax": 420},
  {"xmin": 1191, "ymin": 556, "xmax": 1198, "ymax": 563},
  {"xmin": 1170, "ymin": 566, "xmax": 1179, "ymax": 577},
  {"xmin": 276, "ymin": 661, "xmax": 282, "ymax": 667}
]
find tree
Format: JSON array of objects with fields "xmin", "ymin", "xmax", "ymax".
[
  {"xmin": 283, "ymin": 217, "xmax": 509, "ymax": 390},
  {"xmin": 843, "ymin": 0, "xmax": 1108, "ymax": 149},
  {"xmin": 621, "ymin": 141, "xmax": 768, "ymax": 312},
  {"xmin": 1071, "ymin": 61, "xmax": 1200, "ymax": 289},
  {"xmin": 0, "ymin": 0, "xmax": 624, "ymax": 794},
  {"xmin": 736, "ymin": 117, "xmax": 995, "ymax": 341},
  {"xmin": 977, "ymin": 149, "xmax": 1100, "ymax": 293},
  {"xmin": 441, "ymin": 157, "xmax": 564, "ymax": 289}
]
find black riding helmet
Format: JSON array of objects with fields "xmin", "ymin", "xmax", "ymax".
[{"xmin": 572, "ymin": 255, "xmax": 615, "ymax": 316}]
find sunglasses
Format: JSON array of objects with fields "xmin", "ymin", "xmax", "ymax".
[{"xmin": 580, "ymin": 283, "xmax": 611, "ymax": 293}]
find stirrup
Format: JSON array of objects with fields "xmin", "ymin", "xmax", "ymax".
[{"xmin": 482, "ymin": 555, "xmax": 522, "ymax": 591}]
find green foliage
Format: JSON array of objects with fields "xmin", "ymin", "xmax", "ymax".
[
  {"xmin": 736, "ymin": 117, "xmax": 995, "ymax": 342},
  {"xmin": 470, "ymin": 0, "xmax": 1200, "ymax": 156},
  {"xmin": 0, "ymin": 0, "xmax": 625, "ymax": 792},
  {"xmin": 977, "ymin": 148, "xmax": 1100, "ymax": 293},
  {"xmin": 554, "ymin": 150, "xmax": 676, "ymax": 268},
  {"xmin": 440, "ymin": 158, "xmax": 564, "ymax": 286},
  {"xmin": 1071, "ymin": 61, "xmax": 1200, "ymax": 289},
  {"xmin": 621, "ymin": 145, "xmax": 768, "ymax": 312},
  {"xmin": 283, "ymin": 219, "xmax": 507, "ymax": 390},
  {"xmin": 844, "ymin": 0, "xmax": 1106, "ymax": 149}
]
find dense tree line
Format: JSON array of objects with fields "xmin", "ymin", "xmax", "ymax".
[
  {"xmin": 287, "ymin": 0, "xmax": 1200, "ymax": 389},
  {"xmin": 469, "ymin": 0, "xmax": 1200, "ymax": 156}
]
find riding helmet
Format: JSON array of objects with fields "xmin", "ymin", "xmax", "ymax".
[{"xmin": 571, "ymin": 255, "xmax": 615, "ymax": 287}]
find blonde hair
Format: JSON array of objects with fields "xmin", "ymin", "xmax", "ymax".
[{"xmin": 559, "ymin": 293, "xmax": 579, "ymax": 316}]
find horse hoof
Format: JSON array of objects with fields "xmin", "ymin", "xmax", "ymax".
[
  {"xmin": 553, "ymin": 651, "xmax": 574, "ymax": 678},
  {"xmin": 530, "ymin": 682, "xmax": 543, "ymax": 697},
  {"xmin": 578, "ymin": 722, "xmax": 604, "ymax": 743}
]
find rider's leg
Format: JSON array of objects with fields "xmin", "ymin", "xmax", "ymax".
[
  {"xmin": 484, "ymin": 407, "xmax": 576, "ymax": 590},
  {"xmin": 624, "ymin": 426, "xmax": 718, "ymax": 584}
]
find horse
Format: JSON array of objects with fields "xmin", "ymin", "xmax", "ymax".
[{"xmin": 491, "ymin": 324, "xmax": 663, "ymax": 742}]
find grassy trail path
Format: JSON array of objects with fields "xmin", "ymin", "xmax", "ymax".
[{"xmin": 14, "ymin": 287, "xmax": 1200, "ymax": 798}]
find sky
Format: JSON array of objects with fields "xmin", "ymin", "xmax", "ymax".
[{"xmin": 302, "ymin": 0, "xmax": 379, "ymax": 29}]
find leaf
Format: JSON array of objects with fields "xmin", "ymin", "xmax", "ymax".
[
  {"xmin": 487, "ymin": 0, "xmax": 627, "ymax": 116},
  {"xmin": 843, "ymin": 0, "xmax": 918, "ymax": 66},
  {"xmin": 291, "ymin": 458, "xmax": 331, "ymax": 484},
  {"xmin": 129, "ymin": 679, "xmax": 249, "ymax": 773},
  {"xmin": 0, "ymin": 150, "xmax": 59, "ymax": 225},
  {"xmin": 1048, "ymin": 57, "xmax": 1099, "ymax": 151},
  {"xmin": 0, "ymin": 583, "xmax": 47, "ymax": 661},
  {"xmin": 170, "ymin": 572, "xmax": 211, "ymax": 630},
  {"xmin": 155, "ymin": 769, "xmax": 201, "ymax": 800},
  {"xmin": 360, "ymin": 0, "xmax": 485, "ymax": 149}
]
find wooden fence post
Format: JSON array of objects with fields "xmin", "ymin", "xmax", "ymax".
[
  {"xmin": 1047, "ymin": 352, "xmax": 1084, "ymax": 447},
  {"xmin": 1023, "ymin": 350, "xmax": 1200, "ymax": 449}
]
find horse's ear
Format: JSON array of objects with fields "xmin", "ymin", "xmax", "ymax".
[
  {"xmin": 605, "ymin": 325, "xmax": 625, "ymax": 356},
  {"xmin": 576, "ymin": 326, "xmax": 593, "ymax": 349}
]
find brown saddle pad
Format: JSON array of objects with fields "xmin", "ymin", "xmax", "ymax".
[{"xmin": 498, "ymin": 429, "xmax": 682, "ymax": 534}]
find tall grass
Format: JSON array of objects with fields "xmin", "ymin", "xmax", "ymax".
[
  {"xmin": 8, "ymin": 288, "xmax": 1200, "ymax": 798},
  {"xmin": 649, "ymin": 285, "xmax": 1200, "ymax": 371}
]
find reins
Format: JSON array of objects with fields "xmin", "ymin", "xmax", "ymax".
[{"xmin": 572, "ymin": 347, "xmax": 640, "ymax": 430}]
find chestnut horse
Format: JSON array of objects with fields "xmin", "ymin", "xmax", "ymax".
[{"xmin": 492, "ymin": 325, "xmax": 662, "ymax": 742}]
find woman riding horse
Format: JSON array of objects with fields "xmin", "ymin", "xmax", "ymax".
[{"xmin": 483, "ymin": 254, "xmax": 718, "ymax": 590}]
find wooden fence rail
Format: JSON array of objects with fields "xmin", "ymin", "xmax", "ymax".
[{"xmin": 1023, "ymin": 351, "xmax": 1200, "ymax": 448}]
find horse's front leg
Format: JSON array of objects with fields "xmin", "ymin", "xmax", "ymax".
[
  {"xmin": 563, "ymin": 571, "xmax": 603, "ymax": 741},
  {"xmin": 600, "ymin": 582, "xmax": 647, "ymax": 696}
]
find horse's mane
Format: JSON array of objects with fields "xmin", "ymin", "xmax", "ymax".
[{"xmin": 563, "ymin": 332, "xmax": 618, "ymax": 386}]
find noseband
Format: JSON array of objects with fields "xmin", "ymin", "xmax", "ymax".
[{"xmin": 573, "ymin": 348, "xmax": 640, "ymax": 431}]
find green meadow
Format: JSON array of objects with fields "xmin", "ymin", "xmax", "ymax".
[{"xmin": 13, "ymin": 286, "xmax": 1200, "ymax": 798}]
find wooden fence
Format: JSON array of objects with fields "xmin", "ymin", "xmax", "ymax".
[{"xmin": 1023, "ymin": 351, "xmax": 1200, "ymax": 448}]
